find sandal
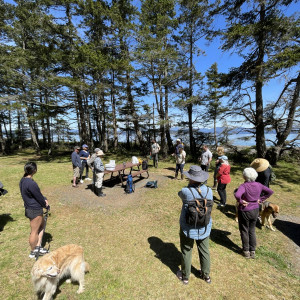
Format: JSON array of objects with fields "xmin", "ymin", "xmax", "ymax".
[
  {"xmin": 176, "ymin": 270, "xmax": 189, "ymax": 285},
  {"xmin": 199, "ymin": 270, "xmax": 212, "ymax": 284}
]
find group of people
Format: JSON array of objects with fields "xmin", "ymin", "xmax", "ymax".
[
  {"xmin": 19, "ymin": 139, "xmax": 274, "ymax": 289},
  {"xmin": 71, "ymin": 145, "xmax": 106, "ymax": 197}
]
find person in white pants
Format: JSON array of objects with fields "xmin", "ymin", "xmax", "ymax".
[{"xmin": 94, "ymin": 150, "xmax": 106, "ymax": 197}]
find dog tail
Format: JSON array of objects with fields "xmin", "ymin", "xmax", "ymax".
[{"xmin": 84, "ymin": 262, "xmax": 90, "ymax": 273}]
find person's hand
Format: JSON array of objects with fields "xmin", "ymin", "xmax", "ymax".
[
  {"xmin": 45, "ymin": 199, "xmax": 49, "ymax": 207},
  {"xmin": 171, "ymin": 153, "xmax": 175, "ymax": 157},
  {"xmin": 242, "ymin": 200, "xmax": 248, "ymax": 207},
  {"xmin": 257, "ymin": 199, "xmax": 261, "ymax": 204}
]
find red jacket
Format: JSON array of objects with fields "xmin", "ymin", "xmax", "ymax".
[{"xmin": 217, "ymin": 163, "xmax": 231, "ymax": 184}]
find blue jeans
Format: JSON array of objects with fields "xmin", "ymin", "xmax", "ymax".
[{"xmin": 176, "ymin": 163, "xmax": 184, "ymax": 174}]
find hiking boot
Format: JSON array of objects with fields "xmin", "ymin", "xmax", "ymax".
[
  {"xmin": 96, "ymin": 187, "xmax": 106, "ymax": 197},
  {"xmin": 29, "ymin": 251, "xmax": 36, "ymax": 258},
  {"xmin": 85, "ymin": 177, "xmax": 92, "ymax": 181},
  {"xmin": 174, "ymin": 173, "xmax": 178, "ymax": 180},
  {"xmin": 243, "ymin": 251, "xmax": 250, "ymax": 258},
  {"xmin": 250, "ymin": 251, "xmax": 255, "ymax": 259}
]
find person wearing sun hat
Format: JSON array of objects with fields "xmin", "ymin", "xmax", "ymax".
[
  {"xmin": 93, "ymin": 149, "xmax": 106, "ymax": 197},
  {"xmin": 250, "ymin": 158, "xmax": 271, "ymax": 187},
  {"xmin": 176, "ymin": 165, "xmax": 213, "ymax": 285}
]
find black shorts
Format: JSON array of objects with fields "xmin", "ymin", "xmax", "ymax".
[{"xmin": 25, "ymin": 208, "xmax": 43, "ymax": 220}]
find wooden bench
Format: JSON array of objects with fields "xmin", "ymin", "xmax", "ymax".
[{"xmin": 123, "ymin": 169, "xmax": 149, "ymax": 180}]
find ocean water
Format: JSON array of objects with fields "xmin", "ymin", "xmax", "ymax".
[{"xmin": 228, "ymin": 133, "xmax": 299, "ymax": 147}]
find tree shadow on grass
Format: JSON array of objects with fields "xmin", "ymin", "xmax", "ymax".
[
  {"xmin": 210, "ymin": 229, "xmax": 241, "ymax": 254},
  {"xmin": 273, "ymin": 219, "xmax": 300, "ymax": 247},
  {"xmin": 0, "ymin": 213, "xmax": 15, "ymax": 232},
  {"xmin": 147, "ymin": 236, "xmax": 199, "ymax": 278}
]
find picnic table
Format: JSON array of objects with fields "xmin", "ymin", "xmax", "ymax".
[{"xmin": 104, "ymin": 162, "xmax": 149, "ymax": 186}]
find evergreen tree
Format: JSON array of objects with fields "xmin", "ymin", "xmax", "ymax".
[{"xmin": 218, "ymin": 0, "xmax": 300, "ymax": 158}]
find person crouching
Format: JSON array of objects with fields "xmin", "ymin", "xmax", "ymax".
[{"xmin": 93, "ymin": 150, "xmax": 106, "ymax": 197}]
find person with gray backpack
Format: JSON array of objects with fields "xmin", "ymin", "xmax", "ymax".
[{"xmin": 176, "ymin": 165, "xmax": 213, "ymax": 285}]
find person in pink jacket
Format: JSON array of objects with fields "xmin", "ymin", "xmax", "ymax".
[{"xmin": 216, "ymin": 156, "xmax": 231, "ymax": 207}]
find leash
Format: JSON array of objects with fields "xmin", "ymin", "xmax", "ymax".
[{"xmin": 35, "ymin": 206, "xmax": 51, "ymax": 261}]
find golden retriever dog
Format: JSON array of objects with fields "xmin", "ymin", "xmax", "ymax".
[
  {"xmin": 31, "ymin": 244, "xmax": 89, "ymax": 300},
  {"xmin": 235, "ymin": 201, "xmax": 279, "ymax": 231}
]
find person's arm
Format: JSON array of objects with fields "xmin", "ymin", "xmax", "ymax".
[
  {"xmin": 260, "ymin": 185, "xmax": 274, "ymax": 201},
  {"xmin": 234, "ymin": 184, "xmax": 246, "ymax": 205},
  {"xmin": 30, "ymin": 181, "xmax": 48, "ymax": 208},
  {"xmin": 207, "ymin": 152, "xmax": 212, "ymax": 165}
]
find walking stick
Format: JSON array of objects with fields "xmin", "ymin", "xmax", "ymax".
[{"xmin": 35, "ymin": 205, "xmax": 50, "ymax": 261}]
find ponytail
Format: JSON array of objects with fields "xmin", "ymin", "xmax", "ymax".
[{"xmin": 24, "ymin": 162, "xmax": 37, "ymax": 177}]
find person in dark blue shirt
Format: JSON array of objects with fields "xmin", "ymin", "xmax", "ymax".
[
  {"xmin": 71, "ymin": 146, "xmax": 82, "ymax": 187},
  {"xmin": 19, "ymin": 162, "xmax": 49, "ymax": 258},
  {"xmin": 79, "ymin": 144, "xmax": 91, "ymax": 182}
]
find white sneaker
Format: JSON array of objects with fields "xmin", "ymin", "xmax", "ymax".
[
  {"xmin": 80, "ymin": 180, "xmax": 84, "ymax": 184},
  {"xmin": 85, "ymin": 178, "xmax": 92, "ymax": 181}
]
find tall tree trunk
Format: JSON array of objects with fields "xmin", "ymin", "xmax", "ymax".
[
  {"xmin": 126, "ymin": 70, "xmax": 145, "ymax": 152},
  {"xmin": 255, "ymin": 4, "xmax": 267, "ymax": 158},
  {"xmin": 0, "ymin": 122, "xmax": 5, "ymax": 154},
  {"xmin": 111, "ymin": 71, "xmax": 118, "ymax": 151},
  {"xmin": 164, "ymin": 76, "xmax": 173, "ymax": 152},
  {"xmin": 76, "ymin": 90, "xmax": 88, "ymax": 143},
  {"xmin": 17, "ymin": 110, "xmax": 23, "ymax": 150},
  {"xmin": 26, "ymin": 108, "xmax": 41, "ymax": 155},
  {"xmin": 188, "ymin": 29, "xmax": 196, "ymax": 156}
]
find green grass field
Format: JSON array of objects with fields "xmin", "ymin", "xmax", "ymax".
[{"xmin": 0, "ymin": 152, "xmax": 299, "ymax": 299}]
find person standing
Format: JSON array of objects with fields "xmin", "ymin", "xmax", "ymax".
[
  {"xmin": 150, "ymin": 139, "xmax": 160, "ymax": 168},
  {"xmin": 177, "ymin": 165, "xmax": 213, "ymax": 285},
  {"xmin": 216, "ymin": 155, "xmax": 231, "ymax": 207},
  {"xmin": 212, "ymin": 146, "xmax": 225, "ymax": 189},
  {"xmin": 234, "ymin": 167, "xmax": 273, "ymax": 258},
  {"xmin": 79, "ymin": 144, "xmax": 91, "ymax": 183},
  {"xmin": 71, "ymin": 146, "xmax": 82, "ymax": 187},
  {"xmin": 19, "ymin": 162, "xmax": 49, "ymax": 258},
  {"xmin": 198, "ymin": 145, "xmax": 212, "ymax": 172},
  {"xmin": 94, "ymin": 149, "xmax": 106, "ymax": 197},
  {"xmin": 175, "ymin": 145, "xmax": 186, "ymax": 180},
  {"xmin": 250, "ymin": 158, "xmax": 272, "ymax": 187}
]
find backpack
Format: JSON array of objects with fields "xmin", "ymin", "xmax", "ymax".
[
  {"xmin": 142, "ymin": 160, "xmax": 148, "ymax": 170},
  {"xmin": 125, "ymin": 174, "xmax": 134, "ymax": 194},
  {"xmin": 185, "ymin": 187, "xmax": 213, "ymax": 230},
  {"xmin": 145, "ymin": 180, "xmax": 158, "ymax": 188}
]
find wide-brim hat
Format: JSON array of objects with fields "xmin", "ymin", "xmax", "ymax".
[
  {"xmin": 250, "ymin": 158, "xmax": 269, "ymax": 172},
  {"xmin": 94, "ymin": 148, "xmax": 100, "ymax": 153},
  {"xmin": 183, "ymin": 165, "xmax": 209, "ymax": 183},
  {"xmin": 82, "ymin": 144, "xmax": 88, "ymax": 148},
  {"xmin": 96, "ymin": 150, "xmax": 104, "ymax": 156}
]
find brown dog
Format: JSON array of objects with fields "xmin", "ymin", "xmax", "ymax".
[
  {"xmin": 235, "ymin": 201, "xmax": 279, "ymax": 231},
  {"xmin": 31, "ymin": 244, "xmax": 89, "ymax": 300}
]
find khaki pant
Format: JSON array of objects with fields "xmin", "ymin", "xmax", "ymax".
[{"xmin": 95, "ymin": 172, "xmax": 104, "ymax": 188}]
